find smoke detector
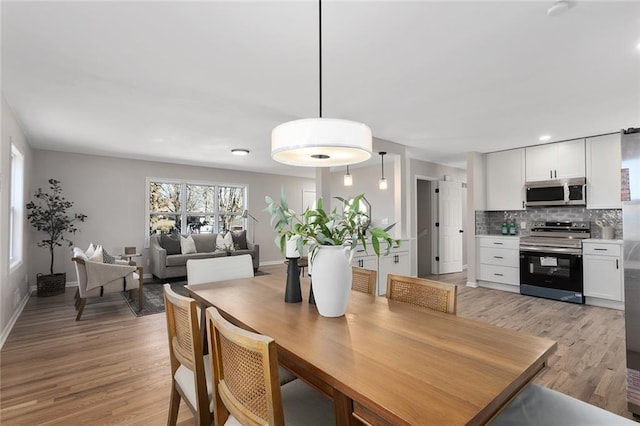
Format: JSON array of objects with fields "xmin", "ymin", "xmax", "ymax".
[{"xmin": 547, "ymin": 0, "xmax": 570, "ymax": 16}]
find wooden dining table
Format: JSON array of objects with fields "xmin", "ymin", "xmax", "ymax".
[{"xmin": 186, "ymin": 274, "xmax": 557, "ymax": 426}]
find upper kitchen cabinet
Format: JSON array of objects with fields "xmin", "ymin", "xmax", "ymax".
[
  {"xmin": 486, "ymin": 149, "xmax": 525, "ymax": 210},
  {"xmin": 525, "ymin": 139, "xmax": 585, "ymax": 182},
  {"xmin": 586, "ymin": 133, "xmax": 622, "ymax": 209}
]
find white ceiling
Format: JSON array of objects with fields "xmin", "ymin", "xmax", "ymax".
[{"xmin": 2, "ymin": 1, "xmax": 639, "ymax": 178}]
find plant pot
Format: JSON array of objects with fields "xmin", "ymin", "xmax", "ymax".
[
  {"xmin": 310, "ymin": 246, "xmax": 353, "ymax": 317},
  {"xmin": 37, "ymin": 273, "xmax": 66, "ymax": 297}
]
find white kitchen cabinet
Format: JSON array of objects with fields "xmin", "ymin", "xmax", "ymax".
[
  {"xmin": 525, "ymin": 139, "xmax": 585, "ymax": 182},
  {"xmin": 351, "ymin": 248, "xmax": 377, "ymax": 270},
  {"xmin": 586, "ymin": 133, "xmax": 622, "ymax": 209},
  {"xmin": 351, "ymin": 241, "xmax": 410, "ymax": 296},
  {"xmin": 476, "ymin": 236, "xmax": 520, "ymax": 292},
  {"xmin": 486, "ymin": 148, "xmax": 526, "ymax": 210},
  {"xmin": 583, "ymin": 240, "xmax": 623, "ymax": 309},
  {"xmin": 378, "ymin": 248, "xmax": 410, "ymax": 296}
]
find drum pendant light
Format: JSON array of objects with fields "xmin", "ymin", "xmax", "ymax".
[{"xmin": 271, "ymin": 0, "xmax": 372, "ymax": 167}]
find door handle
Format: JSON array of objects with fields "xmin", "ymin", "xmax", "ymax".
[{"xmin": 459, "ymin": 229, "xmax": 464, "ymax": 233}]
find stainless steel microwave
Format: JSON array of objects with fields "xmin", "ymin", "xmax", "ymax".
[{"xmin": 525, "ymin": 177, "xmax": 586, "ymax": 207}]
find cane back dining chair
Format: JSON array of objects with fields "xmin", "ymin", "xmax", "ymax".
[
  {"xmin": 187, "ymin": 255, "xmax": 297, "ymax": 385},
  {"xmin": 351, "ymin": 266, "xmax": 377, "ymax": 295},
  {"xmin": 163, "ymin": 284, "xmax": 213, "ymax": 426},
  {"xmin": 386, "ymin": 274, "xmax": 457, "ymax": 315},
  {"xmin": 205, "ymin": 306, "xmax": 335, "ymax": 426}
]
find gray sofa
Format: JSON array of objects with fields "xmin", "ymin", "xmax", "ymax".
[{"xmin": 149, "ymin": 232, "xmax": 259, "ymax": 279}]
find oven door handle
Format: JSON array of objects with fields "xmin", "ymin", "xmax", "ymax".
[{"xmin": 519, "ymin": 246, "xmax": 582, "ymax": 255}]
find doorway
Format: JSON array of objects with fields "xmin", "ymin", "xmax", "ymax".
[
  {"xmin": 416, "ymin": 177, "xmax": 465, "ymax": 277},
  {"xmin": 417, "ymin": 179, "xmax": 433, "ymax": 277}
]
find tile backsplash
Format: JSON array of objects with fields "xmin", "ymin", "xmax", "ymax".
[{"xmin": 475, "ymin": 207, "xmax": 622, "ymax": 239}]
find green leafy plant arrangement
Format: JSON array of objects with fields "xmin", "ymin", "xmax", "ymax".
[
  {"xmin": 265, "ymin": 189, "xmax": 399, "ymax": 259},
  {"xmin": 26, "ymin": 179, "xmax": 87, "ymax": 275}
]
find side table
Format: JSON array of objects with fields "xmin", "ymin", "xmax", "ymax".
[
  {"xmin": 120, "ymin": 252, "xmax": 142, "ymax": 266},
  {"xmin": 120, "ymin": 253, "xmax": 144, "ymax": 311}
]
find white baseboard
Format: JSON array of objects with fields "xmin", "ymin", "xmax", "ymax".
[
  {"xmin": 585, "ymin": 297, "xmax": 624, "ymax": 310},
  {"xmin": 477, "ymin": 280, "xmax": 520, "ymax": 293},
  {"xmin": 0, "ymin": 291, "xmax": 31, "ymax": 350},
  {"xmin": 260, "ymin": 260, "xmax": 285, "ymax": 267},
  {"xmin": 466, "ymin": 281, "xmax": 478, "ymax": 288}
]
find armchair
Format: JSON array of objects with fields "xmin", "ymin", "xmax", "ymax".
[{"xmin": 72, "ymin": 255, "xmax": 144, "ymax": 320}]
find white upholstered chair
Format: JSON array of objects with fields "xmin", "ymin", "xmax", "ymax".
[
  {"xmin": 491, "ymin": 383, "xmax": 636, "ymax": 425},
  {"xmin": 187, "ymin": 255, "xmax": 297, "ymax": 386},
  {"xmin": 206, "ymin": 307, "xmax": 335, "ymax": 426},
  {"xmin": 186, "ymin": 254, "xmax": 254, "ymax": 286},
  {"xmin": 163, "ymin": 284, "xmax": 213, "ymax": 426},
  {"xmin": 71, "ymin": 250, "xmax": 143, "ymax": 321}
]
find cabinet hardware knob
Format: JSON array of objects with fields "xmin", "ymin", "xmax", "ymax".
[
  {"xmin": 494, "ymin": 256, "xmax": 503, "ymax": 259},
  {"xmin": 494, "ymin": 273, "xmax": 504, "ymax": 276}
]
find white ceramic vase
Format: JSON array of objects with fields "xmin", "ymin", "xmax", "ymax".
[{"xmin": 310, "ymin": 245, "xmax": 354, "ymax": 317}]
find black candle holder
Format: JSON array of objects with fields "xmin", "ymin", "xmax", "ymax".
[
  {"xmin": 308, "ymin": 273, "xmax": 316, "ymax": 305},
  {"xmin": 285, "ymin": 257, "xmax": 302, "ymax": 303}
]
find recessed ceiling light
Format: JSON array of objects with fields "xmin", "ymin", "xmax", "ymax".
[
  {"xmin": 539, "ymin": 135, "xmax": 552, "ymax": 141},
  {"xmin": 231, "ymin": 149, "xmax": 250, "ymax": 156},
  {"xmin": 547, "ymin": 0, "xmax": 570, "ymax": 16},
  {"xmin": 637, "ymin": 41, "xmax": 640, "ymax": 50}
]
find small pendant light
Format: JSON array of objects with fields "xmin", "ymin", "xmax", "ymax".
[
  {"xmin": 344, "ymin": 165, "xmax": 353, "ymax": 186},
  {"xmin": 379, "ymin": 152, "xmax": 387, "ymax": 190}
]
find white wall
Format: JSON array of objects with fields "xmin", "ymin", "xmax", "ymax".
[
  {"xmin": 1, "ymin": 96, "xmax": 33, "ymax": 347},
  {"xmin": 29, "ymin": 150, "xmax": 315, "ymax": 283},
  {"xmin": 329, "ymin": 160, "xmax": 397, "ymax": 232}
]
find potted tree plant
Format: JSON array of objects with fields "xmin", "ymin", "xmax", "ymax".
[
  {"xmin": 26, "ymin": 179, "xmax": 87, "ymax": 296},
  {"xmin": 266, "ymin": 190, "xmax": 399, "ymax": 317}
]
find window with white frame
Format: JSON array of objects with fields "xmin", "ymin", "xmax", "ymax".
[
  {"xmin": 10, "ymin": 143, "xmax": 24, "ymax": 269},
  {"xmin": 147, "ymin": 179, "xmax": 246, "ymax": 239}
]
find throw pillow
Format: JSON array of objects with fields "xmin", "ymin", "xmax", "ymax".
[
  {"xmin": 215, "ymin": 232, "xmax": 235, "ymax": 252},
  {"xmin": 103, "ymin": 249, "xmax": 116, "ymax": 264},
  {"xmin": 161, "ymin": 234, "xmax": 182, "ymax": 255},
  {"xmin": 180, "ymin": 235, "xmax": 197, "ymax": 255},
  {"xmin": 85, "ymin": 243, "xmax": 96, "ymax": 258},
  {"xmin": 231, "ymin": 230, "xmax": 248, "ymax": 250},
  {"xmin": 90, "ymin": 245, "xmax": 104, "ymax": 263},
  {"xmin": 73, "ymin": 247, "xmax": 87, "ymax": 260}
]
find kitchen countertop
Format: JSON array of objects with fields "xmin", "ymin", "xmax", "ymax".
[
  {"xmin": 476, "ymin": 234, "xmax": 521, "ymax": 238},
  {"xmin": 582, "ymin": 239, "xmax": 623, "ymax": 244}
]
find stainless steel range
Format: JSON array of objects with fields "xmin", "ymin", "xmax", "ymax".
[{"xmin": 519, "ymin": 221, "xmax": 590, "ymax": 304}]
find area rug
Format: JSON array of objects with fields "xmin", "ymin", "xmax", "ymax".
[{"xmin": 121, "ymin": 270, "xmax": 269, "ymax": 317}]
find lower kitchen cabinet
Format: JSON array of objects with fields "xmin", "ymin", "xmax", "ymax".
[
  {"xmin": 378, "ymin": 248, "xmax": 410, "ymax": 296},
  {"xmin": 583, "ymin": 240, "xmax": 624, "ymax": 309},
  {"xmin": 351, "ymin": 241, "xmax": 409, "ymax": 296},
  {"xmin": 476, "ymin": 235, "xmax": 520, "ymax": 293}
]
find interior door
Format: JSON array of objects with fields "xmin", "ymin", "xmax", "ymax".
[{"xmin": 437, "ymin": 180, "xmax": 463, "ymax": 274}]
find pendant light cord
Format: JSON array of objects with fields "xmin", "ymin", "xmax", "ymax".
[{"xmin": 318, "ymin": 0, "xmax": 323, "ymax": 118}]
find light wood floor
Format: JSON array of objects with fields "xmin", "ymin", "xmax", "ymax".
[
  {"xmin": 424, "ymin": 271, "xmax": 633, "ymax": 421},
  {"xmin": 0, "ymin": 266, "xmax": 634, "ymax": 424}
]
